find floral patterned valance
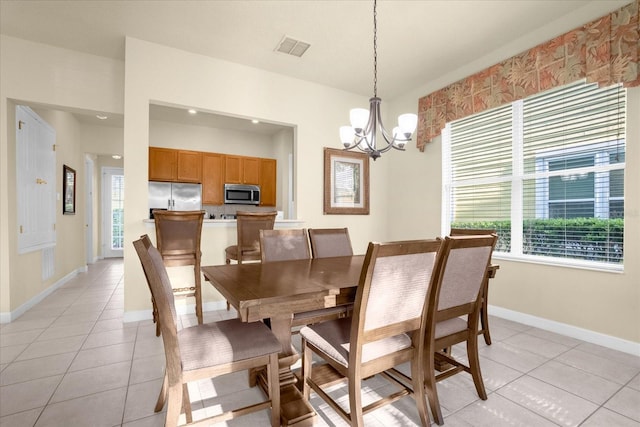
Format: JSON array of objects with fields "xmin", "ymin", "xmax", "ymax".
[{"xmin": 416, "ymin": 0, "xmax": 639, "ymax": 151}]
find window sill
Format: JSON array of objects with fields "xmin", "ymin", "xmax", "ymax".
[{"xmin": 492, "ymin": 252, "xmax": 624, "ymax": 274}]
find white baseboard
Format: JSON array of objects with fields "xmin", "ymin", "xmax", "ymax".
[
  {"xmin": 0, "ymin": 266, "xmax": 85, "ymax": 323},
  {"xmin": 489, "ymin": 305, "xmax": 640, "ymax": 356},
  {"xmin": 122, "ymin": 300, "xmax": 227, "ymax": 324}
]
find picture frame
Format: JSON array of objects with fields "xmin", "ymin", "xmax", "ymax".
[
  {"xmin": 323, "ymin": 147, "xmax": 369, "ymax": 215},
  {"xmin": 63, "ymin": 164, "xmax": 76, "ymax": 215}
]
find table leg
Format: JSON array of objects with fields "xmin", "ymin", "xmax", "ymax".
[{"xmin": 255, "ymin": 314, "xmax": 316, "ymax": 426}]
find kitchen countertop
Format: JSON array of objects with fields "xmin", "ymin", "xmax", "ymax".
[{"xmin": 143, "ymin": 218, "xmax": 305, "ymax": 227}]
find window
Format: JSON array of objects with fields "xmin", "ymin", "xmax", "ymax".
[
  {"xmin": 443, "ymin": 81, "xmax": 625, "ymax": 268},
  {"xmin": 111, "ymin": 174, "xmax": 124, "ymax": 250}
]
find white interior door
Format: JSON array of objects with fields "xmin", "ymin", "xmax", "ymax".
[{"xmin": 102, "ymin": 167, "xmax": 124, "ymax": 258}]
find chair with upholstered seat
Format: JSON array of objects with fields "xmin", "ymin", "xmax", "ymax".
[
  {"xmin": 307, "ymin": 228, "xmax": 355, "ymax": 319},
  {"xmin": 224, "ymin": 211, "xmax": 277, "ymax": 310},
  {"xmin": 225, "ymin": 211, "xmax": 277, "ymax": 264},
  {"xmin": 308, "ymin": 228, "xmax": 354, "ymax": 258},
  {"xmin": 300, "ymin": 239, "xmax": 443, "ymax": 427},
  {"xmin": 423, "ymin": 234, "xmax": 497, "ymax": 425},
  {"xmin": 153, "ymin": 210, "xmax": 205, "ymax": 325},
  {"xmin": 260, "ymin": 229, "xmax": 351, "ymax": 327},
  {"xmin": 133, "ymin": 235, "xmax": 281, "ymax": 427},
  {"xmin": 449, "ymin": 227, "xmax": 497, "ymax": 345}
]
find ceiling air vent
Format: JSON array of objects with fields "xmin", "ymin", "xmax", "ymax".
[{"xmin": 275, "ymin": 36, "xmax": 310, "ymax": 58}]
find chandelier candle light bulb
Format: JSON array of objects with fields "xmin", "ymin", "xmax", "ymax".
[{"xmin": 339, "ymin": 0, "xmax": 418, "ymax": 160}]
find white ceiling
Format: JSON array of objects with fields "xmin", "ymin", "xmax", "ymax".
[{"xmin": 1, "ymin": 0, "xmax": 632, "ymax": 130}]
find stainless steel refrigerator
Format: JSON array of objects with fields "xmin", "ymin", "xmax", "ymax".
[{"xmin": 148, "ymin": 182, "xmax": 202, "ymax": 217}]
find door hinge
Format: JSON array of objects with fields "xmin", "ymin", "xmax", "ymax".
[
  {"xmin": 53, "ymin": 223, "xmax": 56, "ymax": 231},
  {"xmin": 19, "ymin": 225, "xmax": 23, "ymax": 234},
  {"xmin": 18, "ymin": 120, "xmax": 25, "ymax": 130},
  {"xmin": 52, "ymin": 144, "xmax": 56, "ymax": 151}
]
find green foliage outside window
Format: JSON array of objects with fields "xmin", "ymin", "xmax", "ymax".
[{"xmin": 452, "ymin": 218, "xmax": 623, "ymax": 263}]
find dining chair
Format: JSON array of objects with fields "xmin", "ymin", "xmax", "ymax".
[
  {"xmin": 299, "ymin": 239, "xmax": 443, "ymax": 427},
  {"xmin": 422, "ymin": 234, "xmax": 497, "ymax": 425},
  {"xmin": 225, "ymin": 211, "xmax": 277, "ymax": 264},
  {"xmin": 153, "ymin": 209, "xmax": 205, "ymax": 325},
  {"xmin": 308, "ymin": 227, "xmax": 354, "ymax": 258},
  {"xmin": 133, "ymin": 235, "xmax": 282, "ymax": 427},
  {"xmin": 138, "ymin": 235, "xmax": 162, "ymax": 337},
  {"xmin": 259, "ymin": 228, "xmax": 311, "ymax": 262},
  {"xmin": 224, "ymin": 210, "xmax": 277, "ymax": 310},
  {"xmin": 260, "ymin": 228, "xmax": 351, "ymax": 327},
  {"xmin": 449, "ymin": 227, "xmax": 497, "ymax": 345}
]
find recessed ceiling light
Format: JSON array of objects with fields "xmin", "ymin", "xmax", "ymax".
[
  {"xmin": 188, "ymin": 109, "xmax": 197, "ymax": 115},
  {"xmin": 252, "ymin": 119, "xmax": 260, "ymax": 124},
  {"xmin": 112, "ymin": 155, "xmax": 122, "ymax": 160},
  {"xmin": 96, "ymin": 114, "xmax": 108, "ymax": 120}
]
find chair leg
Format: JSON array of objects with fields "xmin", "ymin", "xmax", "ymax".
[
  {"xmin": 425, "ymin": 351, "xmax": 444, "ymax": 425},
  {"xmin": 194, "ymin": 266, "xmax": 203, "ymax": 325},
  {"xmin": 467, "ymin": 333, "xmax": 487, "ymax": 400},
  {"xmin": 165, "ymin": 383, "xmax": 183, "ymax": 427},
  {"xmin": 155, "ymin": 372, "xmax": 168, "ymax": 412},
  {"xmin": 480, "ymin": 279, "xmax": 491, "ymax": 345},
  {"xmin": 182, "ymin": 383, "xmax": 193, "ymax": 424},
  {"xmin": 301, "ymin": 339, "xmax": 313, "ymax": 400},
  {"xmin": 347, "ymin": 375, "xmax": 364, "ymax": 427},
  {"xmin": 411, "ymin": 356, "xmax": 430, "ymax": 427},
  {"xmin": 268, "ymin": 353, "xmax": 281, "ymax": 427}
]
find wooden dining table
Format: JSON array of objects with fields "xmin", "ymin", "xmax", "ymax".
[
  {"xmin": 202, "ymin": 255, "xmax": 365, "ymax": 426},
  {"xmin": 201, "ymin": 255, "xmax": 499, "ymax": 426}
]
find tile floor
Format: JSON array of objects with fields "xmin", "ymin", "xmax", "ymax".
[{"xmin": 1, "ymin": 258, "xmax": 639, "ymax": 426}]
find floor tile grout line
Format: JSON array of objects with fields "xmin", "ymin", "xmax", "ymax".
[{"xmin": 27, "ymin": 261, "xmax": 125, "ymax": 424}]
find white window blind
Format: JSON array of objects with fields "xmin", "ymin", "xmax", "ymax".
[{"xmin": 444, "ymin": 81, "xmax": 625, "ymax": 268}]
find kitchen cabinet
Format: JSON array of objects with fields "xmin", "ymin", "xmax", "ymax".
[
  {"xmin": 149, "ymin": 147, "xmax": 202, "ymax": 183},
  {"xmin": 176, "ymin": 150, "xmax": 202, "ymax": 183},
  {"xmin": 149, "ymin": 147, "xmax": 177, "ymax": 181},
  {"xmin": 202, "ymin": 153, "xmax": 225, "ymax": 205},
  {"xmin": 224, "ymin": 155, "xmax": 260, "ymax": 185},
  {"xmin": 149, "ymin": 148, "xmax": 275, "ymax": 206},
  {"xmin": 260, "ymin": 158, "xmax": 277, "ymax": 206}
]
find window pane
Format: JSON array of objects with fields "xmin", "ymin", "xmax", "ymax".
[{"xmin": 111, "ymin": 175, "xmax": 124, "ymax": 250}]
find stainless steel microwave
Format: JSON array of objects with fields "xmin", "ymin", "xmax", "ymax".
[{"xmin": 224, "ymin": 183, "xmax": 260, "ymax": 205}]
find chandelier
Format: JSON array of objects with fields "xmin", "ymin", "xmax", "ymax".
[{"xmin": 339, "ymin": 0, "xmax": 418, "ymax": 161}]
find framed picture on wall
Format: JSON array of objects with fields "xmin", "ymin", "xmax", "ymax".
[
  {"xmin": 63, "ymin": 164, "xmax": 76, "ymax": 215},
  {"xmin": 323, "ymin": 148, "xmax": 369, "ymax": 215}
]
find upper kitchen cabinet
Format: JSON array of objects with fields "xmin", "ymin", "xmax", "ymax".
[
  {"xmin": 176, "ymin": 149, "xmax": 202, "ymax": 183},
  {"xmin": 224, "ymin": 155, "xmax": 260, "ymax": 185},
  {"xmin": 202, "ymin": 153, "xmax": 225, "ymax": 205},
  {"xmin": 260, "ymin": 158, "xmax": 277, "ymax": 206},
  {"xmin": 149, "ymin": 147, "xmax": 177, "ymax": 181},
  {"xmin": 149, "ymin": 147, "xmax": 202, "ymax": 183}
]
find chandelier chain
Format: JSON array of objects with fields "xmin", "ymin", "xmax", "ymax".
[{"xmin": 373, "ymin": 0, "xmax": 377, "ymax": 98}]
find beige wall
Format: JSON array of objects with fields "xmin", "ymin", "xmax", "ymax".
[{"xmin": 122, "ymin": 37, "xmax": 391, "ymax": 314}]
